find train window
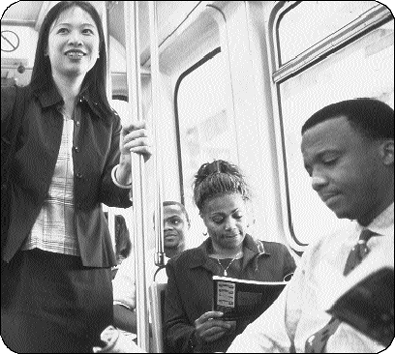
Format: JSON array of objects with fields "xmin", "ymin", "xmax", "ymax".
[
  {"xmin": 111, "ymin": 98, "xmax": 130, "ymax": 126},
  {"xmin": 278, "ymin": 1, "xmax": 378, "ymax": 65},
  {"xmin": 175, "ymin": 47, "xmax": 239, "ymax": 247},
  {"xmin": 272, "ymin": 3, "xmax": 394, "ymax": 248}
]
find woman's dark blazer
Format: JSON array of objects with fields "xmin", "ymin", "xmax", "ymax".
[{"xmin": 1, "ymin": 84, "xmax": 132, "ymax": 267}]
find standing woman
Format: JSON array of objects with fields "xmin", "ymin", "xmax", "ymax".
[
  {"xmin": 164, "ymin": 160, "xmax": 296, "ymax": 353},
  {"xmin": 1, "ymin": 2, "xmax": 151, "ymax": 353}
]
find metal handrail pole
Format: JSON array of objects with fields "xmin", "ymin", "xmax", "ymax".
[
  {"xmin": 123, "ymin": 1, "xmax": 150, "ymax": 351},
  {"xmin": 148, "ymin": 1, "xmax": 165, "ymax": 269}
]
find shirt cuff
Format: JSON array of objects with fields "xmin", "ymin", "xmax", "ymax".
[{"xmin": 111, "ymin": 165, "xmax": 132, "ymax": 189}]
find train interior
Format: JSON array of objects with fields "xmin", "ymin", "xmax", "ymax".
[{"xmin": 1, "ymin": 1, "xmax": 394, "ymax": 352}]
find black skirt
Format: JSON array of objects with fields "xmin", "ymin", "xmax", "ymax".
[{"xmin": 1, "ymin": 249, "xmax": 113, "ymax": 353}]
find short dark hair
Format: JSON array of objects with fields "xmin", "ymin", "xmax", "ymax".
[
  {"xmin": 301, "ymin": 98, "xmax": 394, "ymax": 140},
  {"xmin": 193, "ymin": 160, "xmax": 251, "ymax": 211},
  {"xmin": 30, "ymin": 1, "xmax": 113, "ymax": 117},
  {"xmin": 163, "ymin": 201, "xmax": 191, "ymax": 227}
]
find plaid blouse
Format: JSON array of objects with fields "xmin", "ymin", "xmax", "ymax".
[{"xmin": 22, "ymin": 113, "xmax": 79, "ymax": 256}]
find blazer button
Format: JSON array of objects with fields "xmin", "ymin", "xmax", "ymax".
[
  {"xmin": 75, "ymin": 121, "xmax": 81, "ymax": 127},
  {"xmin": 73, "ymin": 146, "xmax": 80, "ymax": 153},
  {"xmin": 76, "ymin": 173, "xmax": 83, "ymax": 179}
]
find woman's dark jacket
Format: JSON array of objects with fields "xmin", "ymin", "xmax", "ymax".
[
  {"xmin": 164, "ymin": 234, "xmax": 296, "ymax": 352},
  {"xmin": 1, "ymin": 84, "xmax": 132, "ymax": 267}
]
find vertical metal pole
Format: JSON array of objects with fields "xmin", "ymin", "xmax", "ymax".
[
  {"xmin": 103, "ymin": 1, "xmax": 112, "ymax": 99},
  {"xmin": 97, "ymin": 2, "xmax": 114, "ymax": 251},
  {"xmin": 123, "ymin": 2, "xmax": 150, "ymax": 351},
  {"xmin": 148, "ymin": 1, "xmax": 165, "ymax": 269}
]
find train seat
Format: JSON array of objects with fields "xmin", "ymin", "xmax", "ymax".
[{"xmin": 149, "ymin": 282, "xmax": 167, "ymax": 353}]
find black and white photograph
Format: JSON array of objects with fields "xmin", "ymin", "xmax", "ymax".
[{"xmin": 1, "ymin": 1, "xmax": 393, "ymax": 353}]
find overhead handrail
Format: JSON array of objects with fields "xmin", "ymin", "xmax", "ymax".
[
  {"xmin": 148, "ymin": 1, "xmax": 166, "ymax": 269},
  {"xmin": 123, "ymin": 2, "xmax": 150, "ymax": 351}
]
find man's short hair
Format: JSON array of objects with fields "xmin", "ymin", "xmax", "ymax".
[
  {"xmin": 301, "ymin": 98, "xmax": 394, "ymax": 140},
  {"xmin": 161, "ymin": 201, "xmax": 191, "ymax": 227}
]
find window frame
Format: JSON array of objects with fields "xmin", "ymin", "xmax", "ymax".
[
  {"xmin": 173, "ymin": 46, "xmax": 222, "ymax": 205},
  {"xmin": 268, "ymin": 1, "xmax": 393, "ymax": 252}
]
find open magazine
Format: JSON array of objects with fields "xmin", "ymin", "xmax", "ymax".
[
  {"xmin": 212, "ymin": 276, "xmax": 289, "ymax": 322},
  {"xmin": 327, "ymin": 266, "xmax": 394, "ymax": 347}
]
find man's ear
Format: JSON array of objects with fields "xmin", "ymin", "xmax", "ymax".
[{"xmin": 380, "ymin": 139, "xmax": 394, "ymax": 166}]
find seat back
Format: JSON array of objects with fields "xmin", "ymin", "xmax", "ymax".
[{"xmin": 149, "ymin": 281, "xmax": 167, "ymax": 353}]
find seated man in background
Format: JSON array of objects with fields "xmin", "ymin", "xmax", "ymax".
[
  {"xmin": 227, "ymin": 98, "xmax": 394, "ymax": 353},
  {"xmin": 112, "ymin": 201, "xmax": 191, "ymax": 334}
]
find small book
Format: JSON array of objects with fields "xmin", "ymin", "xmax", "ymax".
[
  {"xmin": 327, "ymin": 266, "xmax": 394, "ymax": 347},
  {"xmin": 212, "ymin": 275, "xmax": 290, "ymax": 322}
]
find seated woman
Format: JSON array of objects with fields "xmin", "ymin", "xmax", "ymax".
[{"xmin": 164, "ymin": 160, "xmax": 297, "ymax": 353}]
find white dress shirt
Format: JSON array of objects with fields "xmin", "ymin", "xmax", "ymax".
[{"xmin": 227, "ymin": 203, "xmax": 394, "ymax": 353}]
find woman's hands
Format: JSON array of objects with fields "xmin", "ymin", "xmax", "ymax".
[
  {"xmin": 120, "ymin": 121, "xmax": 152, "ymax": 159},
  {"xmin": 193, "ymin": 311, "xmax": 235, "ymax": 347},
  {"xmin": 115, "ymin": 121, "xmax": 152, "ymax": 186}
]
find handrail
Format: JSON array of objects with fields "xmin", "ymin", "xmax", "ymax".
[
  {"xmin": 148, "ymin": 1, "xmax": 166, "ymax": 269},
  {"xmin": 123, "ymin": 2, "xmax": 150, "ymax": 351}
]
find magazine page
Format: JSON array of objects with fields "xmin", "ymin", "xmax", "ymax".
[{"xmin": 212, "ymin": 276, "xmax": 289, "ymax": 321}]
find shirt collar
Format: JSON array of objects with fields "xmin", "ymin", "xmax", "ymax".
[
  {"xmin": 187, "ymin": 234, "xmax": 269, "ymax": 269},
  {"xmin": 33, "ymin": 81, "xmax": 101, "ymax": 117},
  {"xmin": 34, "ymin": 81, "xmax": 63, "ymax": 108},
  {"xmin": 356, "ymin": 202, "xmax": 394, "ymax": 236}
]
